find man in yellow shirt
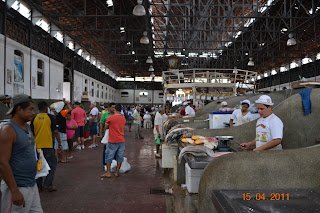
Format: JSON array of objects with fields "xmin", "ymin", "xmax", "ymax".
[{"xmin": 31, "ymin": 101, "xmax": 61, "ymax": 192}]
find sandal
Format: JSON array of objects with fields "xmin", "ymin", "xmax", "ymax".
[{"xmin": 114, "ymin": 173, "xmax": 120, "ymax": 177}]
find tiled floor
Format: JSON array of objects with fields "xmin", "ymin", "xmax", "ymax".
[{"xmin": 39, "ymin": 127, "xmax": 167, "ymax": 213}]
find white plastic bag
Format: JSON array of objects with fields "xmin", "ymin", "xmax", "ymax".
[
  {"xmin": 35, "ymin": 150, "xmax": 51, "ymax": 179},
  {"xmin": 110, "ymin": 157, "xmax": 131, "ymax": 173},
  {"xmin": 50, "ymin": 101, "xmax": 64, "ymax": 114},
  {"xmin": 101, "ymin": 129, "xmax": 109, "ymax": 144}
]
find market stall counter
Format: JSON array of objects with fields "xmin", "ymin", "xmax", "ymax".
[{"xmin": 176, "ymin": 136, "xmax": 237, "ymax": 194}]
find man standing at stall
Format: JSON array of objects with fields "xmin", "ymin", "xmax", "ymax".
[
  {"xmin": 0, "ymin": 94, "xmax": 43, "ymax": 212},
  {"xmin": 240, "ymin": 95, "xmax": 283, "ymax": 151},
  {"xmin": 229, "ymin": 100, "xmax": 253, "ymax": 127},
  {"xmin": 184, "ymin": 102, "xmax": 195, "ymax": 117},
  {"xmin": 154, "ymin": 108, "xmax": 167, "ymax": 158}
]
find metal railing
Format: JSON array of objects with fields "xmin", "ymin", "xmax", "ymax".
[{"xmin": 162, "ymin": 68, "xmax": 257, "ymax": 86}]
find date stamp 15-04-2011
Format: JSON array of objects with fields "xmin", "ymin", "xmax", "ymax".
[{"xmin": 242, "ymin": 192, "xmax": 290, "ymax": 201}]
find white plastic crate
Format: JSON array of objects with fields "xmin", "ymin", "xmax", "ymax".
[{"xmin": 185, "ymin": 163, "xmax": 204, "ymax": 194}]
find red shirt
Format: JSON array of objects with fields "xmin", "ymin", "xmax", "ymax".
[
  {"xmin": 106, "ymin": 114, "xmax": 126, "ymax": 143},
  {"xmin": 71, "ymin": 107, "xmax": 87, "ymax": 127},
  {"xmin": 180, "ymin": 109, "xmax": 186, "ymax": 116}
]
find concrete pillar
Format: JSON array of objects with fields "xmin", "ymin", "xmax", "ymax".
[{"xmin": 192, "ymin": 86, "xmax": 196, "ymax": 106}]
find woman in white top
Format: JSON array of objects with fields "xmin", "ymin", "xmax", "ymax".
[
  {"xmin": 229, "ymin": 100, "xmax": 253, "ymax": 127},
  {"xmin": 241, "ymin": 95, "xmax": 283, "ymax": 151}
]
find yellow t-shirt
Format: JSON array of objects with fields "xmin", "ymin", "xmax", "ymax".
[{"xmin": 32, "ymin": 113, "xmax": 54, "ymax": 149}]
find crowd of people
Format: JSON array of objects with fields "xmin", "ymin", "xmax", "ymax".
[{"xmin": 0, "ymin": 94, "xmax": 173, "ymax": 212}]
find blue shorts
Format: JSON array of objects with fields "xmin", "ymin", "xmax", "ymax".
[
  {"xmin": 105, "ymin": 142, "xmax": 125, "ymax": 163},
  {"xmin": 54, "ymin": 132, "xmax": 68, "ymax": 150},
  {"xmin": 89, "ymin": 122, "xmax": 98, "ymax": 135}
]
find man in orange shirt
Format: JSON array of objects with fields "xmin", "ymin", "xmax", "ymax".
[{"xmin": 100, "ymin": 104, "xmax": 126, "ymax": 178}]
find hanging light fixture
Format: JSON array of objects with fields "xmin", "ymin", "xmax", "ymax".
[
  {"xmin": 150, "ymin": 72, "xmax": 155, "ymax": 78},
  {"xmin": 248, "ymin": 57, "xmax": 254, "ymax": 66},
  {"xmin": 148, "ymin": 65, "xmax": 154, "ymax": 72},
  {"xmin": 146, "ymin": 56, "xmax": 153, "ymax": 63},
  {"xmin": 140, "ymin": 31, "xmax": 149, "ymax": 44},
  {"xmin": 287, "ymin": 33, "xmax": 297, "ymax": 46},
  {"xmin": 133, "ymin": 0, "xmax": 146, "ymax": 16}
]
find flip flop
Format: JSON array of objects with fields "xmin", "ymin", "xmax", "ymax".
[
  {"xmin": 101, "ymin": 174, "xmax": 111, "ymax": 178},
  {"xmin": 114, "ymin": 173, "xmax": 120, "ymax": 177}
]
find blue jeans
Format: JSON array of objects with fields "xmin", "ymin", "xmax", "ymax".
[
  {"xmin": 36, "ymin": 148, "xmax": 57, "ymax": 188},
  {"xmin": 105, "ymin": 143, "xmax": 125, "ymax": 163}
]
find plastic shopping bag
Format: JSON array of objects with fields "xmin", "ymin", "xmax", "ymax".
[
  {"xmin": 101, "ymin": 129, "xmax": 109, "ymax": 144},
  {"xmin": 50, "ymin": 101, "xmax": 64, "ymax": 114},
  {"xmin": 110, "ymin": 157, "xmax": 131, "ymax": 173},
  {"xmin": 35, "ymin": 149, "xmax": 51, "ymax": 179},
  {"xmin": 156, "ymin": 137, "xmax": 161, "ymax": 145}
]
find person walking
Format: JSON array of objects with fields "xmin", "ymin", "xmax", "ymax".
[
  {"xmin": 88, "ymin": 102, "xmax": 99, "ymax": 148},
  {"xmin": 31, "ymin": 101, "xmax": 61, "ymax": 192},
  {"xmin": 71, "ymin": 101, "xmax": 87, "ymax": 150},
  {"xmin": 132, "ymin": 107, "xmax": 144, "ymax": 139},
  {"xmin": 101, "ymin": 104, "xmax": 126, "ymax": 178},
  {"xmin": 0, "ymin": 94, "xmax": 43, "ymax": 212}
]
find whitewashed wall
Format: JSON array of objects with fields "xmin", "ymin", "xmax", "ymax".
[
  {"xmin": 0, "ymin": 34, "xmax": 63, "ymax": 99},
  {"xmin": 73, "ymin": 70, "xmax": 116, "ymax": 103},
  {"xmin": 115, "ymin": 89, "xmax": 163, "ymax": 105},
  {"xmin": 258, "ymin": 75, "xmax": 320, "ymax": 92}
]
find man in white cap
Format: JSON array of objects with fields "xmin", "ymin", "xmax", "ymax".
[
  {"xmin": 184, "ymin": 102, "xmax": 195, "ymax": 117},
  {"xmin": 241, "ymin": 95, "xmax": 283, "ymax": 151},
  {"xmin": 221, "ymin": 101, "xmax": 228, "ymax": 108},
  {"xmin": 229, "ymin": 100, "xmax": 253, "ymax": 127}
]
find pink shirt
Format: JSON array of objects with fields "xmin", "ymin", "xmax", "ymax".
[
  {"xmin": 71, "ymin": 107, "xmax": 87, "ymax": 126},
  {"xmin": 66, "ymin": 119, "xmax": 78, "ymax": 140}
]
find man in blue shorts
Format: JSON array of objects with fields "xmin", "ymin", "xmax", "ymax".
[{"xmin": 100, "ymin": 104, "xmax": 126, "ymax": 178}]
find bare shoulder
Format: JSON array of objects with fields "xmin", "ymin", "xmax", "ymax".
[{"xmin": 0, "ymin": 124, "xmax": 16, "ymax": 144}]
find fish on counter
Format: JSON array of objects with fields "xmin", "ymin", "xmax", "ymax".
[
  {"xmin": 162, "ymin": 119, "xmax": 178, "ymax": 135},
  {"xmin": 164, "ymin": 127, "xmax": 194, "ymax": 144},
  {"xmin": 178, "ymin": 146, "xmax": 215, "ymax": 164}
]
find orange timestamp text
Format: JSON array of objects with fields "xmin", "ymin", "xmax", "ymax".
[{"xmin": 242, "ymin": 193, "xmax": 289, "ymax": 201}]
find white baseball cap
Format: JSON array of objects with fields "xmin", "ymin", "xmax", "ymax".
[
  {"xmin": 183, "ymin": 102, "xmax": 188, "ymax": 106},
  {"xmin": 221, "ymin": 101, "xmax": 228, "ymax": 106},
  {"xmin": 255, "ymin": 95, "xmax": 274, "ymax": 106},
  {"xmin": 241, "ymin": 100, "xmax": 251, "ymax": 106}
]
